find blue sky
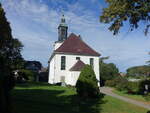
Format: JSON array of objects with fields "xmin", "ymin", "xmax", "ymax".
[{"xmin": 1, "ymin": 0, "xmax": 150, "ymax": 72}]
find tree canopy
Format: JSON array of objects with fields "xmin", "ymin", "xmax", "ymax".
[
  {"xmin": 127, "ymin": 65, "xmax": 150, "ymax": 76},
  {"xmin": 100, "ymin": 0, "xmax": 150, "ymax": 35},
  {"xmin": 0, "ymin": 3, "xmax": 23, "ymax": 74},
  {"xmin": 99, "ymin": 57, "xmax": 119, "ymax": 86}
]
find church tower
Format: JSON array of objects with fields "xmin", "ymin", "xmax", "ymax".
[
  {"xmin": 58, "ymin": 14, "xmax": 68, "ymax": 41},
  {"xmin": 54, "ymin": 15, "xmax": 68, "ymax": 50}
]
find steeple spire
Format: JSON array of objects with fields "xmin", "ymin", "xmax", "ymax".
[
  {"xmin": 61, "ymin": 14, "xmax": 65, "ymax": 23},
  {"xmin": 58, "ymin": 14, "xmax": 68, "ymax": 42}
]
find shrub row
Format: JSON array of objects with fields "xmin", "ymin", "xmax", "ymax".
[{"xmin": 105, "ymin": 77, "xmax": 150, "ymax": 95}]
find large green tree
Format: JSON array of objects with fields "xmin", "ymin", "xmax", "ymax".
[
  {"xmin": 0, "ymin": 3, "xmax": 23, "ymax": 113},
  {"xmin": 99, "ymin": 57, "xmax": 119, "ymax": 86},
  {"xmin": 100, "ymin": 0, "xmax": 150, "ymax": 35}
]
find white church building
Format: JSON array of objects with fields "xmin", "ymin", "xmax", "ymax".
[{"xmin": 48, "ymin": 15, "xmax": 101, "ymax": 86}]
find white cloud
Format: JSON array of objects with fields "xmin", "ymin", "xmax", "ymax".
[{"xmin": 2, "ymin": 0, "xmax": 150, "ymax": 71}]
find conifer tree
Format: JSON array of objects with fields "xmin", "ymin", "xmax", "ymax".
[
  {"xmin": 76, "ymin": 65, "xmax": 99, "ymax": 98},
  {"xmin": 0, "ymin": 3, "xmax": 23, "ymax": 113}
]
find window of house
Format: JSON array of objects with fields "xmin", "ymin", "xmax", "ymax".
[
  {"xmin": 90, "ymin": 58, "xmax": 94, "ymax": 68},
  {"xmin": 61, "ymin": 56, "xmax": 66, "ymax": 70},
  {"xmin": 76, "ymin": 57, "xmax": 80, "ymax": 60}
]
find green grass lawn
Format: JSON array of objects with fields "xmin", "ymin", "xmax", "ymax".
[
  {"xmin": 12, "ymin": 82, "xmax": 149, "ymax": 113},
  {"xmin": 113, "ymin": 89, "xmax": 150, "ymax": 105}
]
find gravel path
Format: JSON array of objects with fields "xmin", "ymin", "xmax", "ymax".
[{"xmin": 100, "ymin": 87, "xmax": 150, "ymax": 110}]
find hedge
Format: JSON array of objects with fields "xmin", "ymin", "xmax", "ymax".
[{"xmin": 105, "ymin": 77, "xmax": 150, "ymax": 95}]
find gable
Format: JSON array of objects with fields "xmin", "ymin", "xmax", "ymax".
[{"xmin": 70, "ymin": 60, "xmax": 85, "ymax": 71}]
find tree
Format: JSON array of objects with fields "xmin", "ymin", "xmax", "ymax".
[
  {"xmin": 100, "ymin": 0, "xmax": 150, "ymax": 35},
  {"xmin": 0, "ymin": 3, "xmax": 23, "ymax": 113},
  {"xmin": 99, "ymin": 57, "xmax": 119, "ymax": 86},
  {"xmin": 127, "ymin": 65, "xmax": 150, "ymax": 77},
  {"xmin": 24, "ymin": 61, "xmax": 42, "ymax": 71},
  {"xmin": 76, "ymin": 65, "xmax": 99, "ymax": 98}
]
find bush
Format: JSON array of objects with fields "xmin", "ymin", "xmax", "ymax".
[
  {"xmin": 139, "ymin": 80, "xmax": 150, "ymax": 94},
  {"xmin": 105, "ymin": 80, "xmax": 117, "ymax": 87},
  {"xmin": 100, "ymin": 62, "xmax": 119, "ymax": 86},
  {"xmin": 105, "ymin": 76, "xmax": 150, "ymax": 95},
  {"xmin": 76, "ymin": 65, "xmax": 99, "ymax": 98},
  {"xmin": 115, "ymin": 77, "xmax": 129, "ymax": 91},
  {"xmin": 19, "ymin": 69, "xmax": 37, "ymax": 81},
  {"xmin": 127, "ymin": 82, "xmax": 140, "ymax": 94},
  {"xmin": 144, "ymin": 93, "xmax": 150, "ymax": 101},
  {"xmin": 105, "ymin": 77, "xmax": 129, "ymax": 91},
  {"xmin": 115, "ymin": 79, "xmax": 141, "ymax": 94}
]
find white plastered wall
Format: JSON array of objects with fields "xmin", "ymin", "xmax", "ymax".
[
  {"xmin": 66, "ymin": 71, "xmax": 80, "ymax": 86},
  {"xmin": 48, "ymin": 57, "xmax": 55, "ymax": 84},
  {"xmin": 54, "ymin": 42, "xmax": 63, "ymax": 50},
  {"xmin": 48, "ymin": 53, "xmax": 100, "ymax": 86}
]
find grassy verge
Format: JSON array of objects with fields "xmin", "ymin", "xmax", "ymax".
[
  {"xmin": 101, "ymin": 96, "xmax": 148, "ymax": 113},
  {"xmin": 113, "ymin": 89, "xmax": 150, "ymax": 105},
  {"xmin": 12, "ymin": 82, "xmax": 149, "ymax": 113}
]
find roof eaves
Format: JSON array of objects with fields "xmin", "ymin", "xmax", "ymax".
[
  {"xmin": 48, "ymin": 52, "xmax": 55, "ymax": 63},
  {"xmin": 54, "ymin": 51, "xmax": 100, "ymax": 56}
]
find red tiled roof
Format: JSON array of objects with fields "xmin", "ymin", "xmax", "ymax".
[
  {"xmin": 55, "ymin": 33, "xmax": 100, "ymax": 56},
  {"xmin": 70, "ymin": 60, "xmax": 85, "ymax": 71}
]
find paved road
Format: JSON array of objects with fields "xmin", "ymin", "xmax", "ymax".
[{"xmin": 100, "ymin": 87, "xmax": 150, "ymax": 110}]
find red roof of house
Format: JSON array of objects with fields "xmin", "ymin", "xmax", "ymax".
[
  {"xmin": 55, "ymin": 33, "xmax": 100, "ymax": 56},
  {"xmin": 70, "ymin": 60, "xmax": 85, "ymax": 71}
]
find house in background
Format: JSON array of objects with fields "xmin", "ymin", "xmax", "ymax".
[{"xmin": 48, "ymin": 15, "xmax": 101, "ymax": 86}]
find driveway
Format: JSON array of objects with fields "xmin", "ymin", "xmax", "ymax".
[{"xmin": 100, "ymin": 87, "xmax": 150, "ymax": 110}]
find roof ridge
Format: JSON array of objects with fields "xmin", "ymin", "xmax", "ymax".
[
  {"xmin": 79, "ymin": 37, "xmax": 100, "ymax": 55},
  {"xmin": 68, "ymin": 33, "xmax": 79, "ymax": 38},
  {"xmin": 55, "ymin": 33, "xmax": 100, "ymax": 56}
]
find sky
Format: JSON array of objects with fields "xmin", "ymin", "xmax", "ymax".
[{"xmin": 1, "ymin": 0, "xmax": 150, "ymax": 72}]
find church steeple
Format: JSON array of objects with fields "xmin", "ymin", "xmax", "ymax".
[{"xmin": 58, "ymin": 14, "xmax": 68, "ymax": 42}]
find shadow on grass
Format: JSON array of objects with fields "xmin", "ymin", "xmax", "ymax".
[
  {"xmin": 12, "ymin": 84, "xmax": 106, "ymax": 113},
  {"xmin": 15, "ymin": 82, "xmax": 51, "ymax": 88}
]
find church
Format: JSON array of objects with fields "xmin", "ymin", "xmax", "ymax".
[{"xmin": 48, "ymin": 15, "xmax": 101, "ymax": 86}]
